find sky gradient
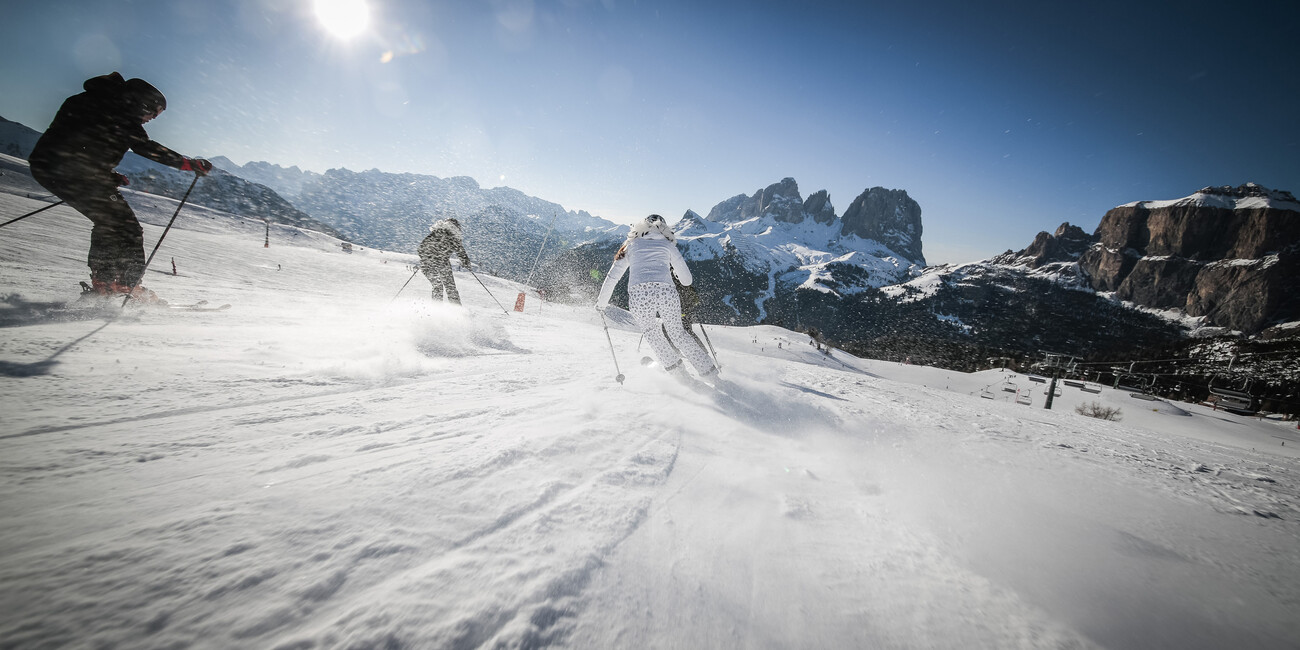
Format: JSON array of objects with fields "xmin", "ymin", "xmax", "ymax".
[{"xmin": 2, "ymin": 0, "xmax": 1297, "ymax": 264}]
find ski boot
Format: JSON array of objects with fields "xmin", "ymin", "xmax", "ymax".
[
  {"xmin": 81, "ymin": 279, "xmax": 166, "ymax": 305},
  {"xmin": 118, "ymin": 283, "xmax": 166, "ymax": 306}
]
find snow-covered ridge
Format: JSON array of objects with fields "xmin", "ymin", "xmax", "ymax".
[{"xmin": 1121, "ymin": 183, "xmax": 1300, "ymax": 212}]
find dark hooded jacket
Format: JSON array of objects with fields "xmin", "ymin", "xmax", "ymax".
[{"xmin": 29, "ymin": 72, "xmax": 185, "ymax": 185}]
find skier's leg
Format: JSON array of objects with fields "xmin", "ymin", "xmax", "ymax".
[
  {"xmin": 433, "ymin": 264, "xmax": 459, "ymax": 303},
  {"xmin": 661, "ymin": 292, "xmax": 716, "ymax": 375},
  {"xmin": 422, "ymin": 264, "xmax": 445, "ymax": 301},
  {"xmin": 444, "ymin": 271, "xmax": 462, "ymax": 305},
  {"xmin": 58, "ymin": 184, "xmax": 143, "ymax": 287},
  {"xmin": 629, "ymin": 283, "xmax": 682, "ymax": 368},
  {"xmin": 105, "ymin": 199, "xmax": 146, "ymax": 287}
]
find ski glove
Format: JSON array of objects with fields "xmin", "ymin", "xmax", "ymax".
[
  {"xmin": 113, "ymin": 172, "xmax": 130, "ymax": 187},
  {"xmin": 180, "ymin": 157, "xmax": 213, "ymax": 176}
]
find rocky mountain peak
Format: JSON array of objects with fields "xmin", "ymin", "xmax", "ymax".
[
  {"xmin": 705, "ymin": 177, "xmax": 808, "ymax": 224},
  {"xmin": 840, "ymin": 187, "xmax": 924, "ymax": 264},
  {"xmin": 802, "ymin": 189, "xmax": 836, "ymax": 225},
  {"xmin": 992, "ymin": 222, "xmax": 1096, "ymax": 268},
  {"xmin": 1198, "ymin": 183, "xmax": 1297, "ymax": 203}
]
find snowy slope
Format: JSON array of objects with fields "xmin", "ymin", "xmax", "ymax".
[{"xmin": 2, "ymin": 190, "xmax": 1299, "ymax": 649}]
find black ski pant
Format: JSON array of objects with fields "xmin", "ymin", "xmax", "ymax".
[
  {"xmin": 421, "ymin": 262, "xmax": 461, "ymax": 304},
  {"xmin": 31, "ymin": 168, "xmax": 145, "ymax": 287}
]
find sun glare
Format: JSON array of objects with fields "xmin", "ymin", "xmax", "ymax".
[{"xmin": 314, "ymin": 0, "xmax": 370, "ymax": 40}]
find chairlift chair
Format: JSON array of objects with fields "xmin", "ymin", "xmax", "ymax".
[{"xmin": 1208, "ymin": 376, "xmax": 1258, "ymax": 415}]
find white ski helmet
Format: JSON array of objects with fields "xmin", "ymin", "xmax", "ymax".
[{"xmin": 627, "ymin": 214, "xmax": 675, "ymax": 241}]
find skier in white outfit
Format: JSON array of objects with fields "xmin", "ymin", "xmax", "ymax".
[{"xmin": 595, "ymin": 214, "xmax": 717, "ymax": 378}]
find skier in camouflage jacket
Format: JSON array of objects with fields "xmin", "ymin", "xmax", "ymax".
[{"xmin": 418, "ymin": 218, "xmax": 471, "ymax": 304}]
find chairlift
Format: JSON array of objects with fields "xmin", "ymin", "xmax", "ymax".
[
  {"xmin": 1028, "ymin": 375, "xmax": 1047, "ymax": 384},
  {"xmin": 1015, "ymin": 389, "xmax": 1033, "ymax": 405},
  {"xmin": 1001, "ymin": 380, "xmax": 1018, "ymax": 393},
  {"xmin": 1208, "ymin": 376, "xmax": 1257, "ymax": 415},
  {"xmin": 1081, "ymin": 382, "xmax": 1102, "ymax": 394},
  {"xmin": 1043, "ymin": 384, "xmax": 1062, "ymax": 397},
  {"xmin": 1115, "ymin": 372, "xmax": 1153, "ymax": 395},
  {"xmin": 979, "ymin": 388, "xmax": 995, "ymax": 399}
]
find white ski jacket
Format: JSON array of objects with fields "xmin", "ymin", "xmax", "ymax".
[{"xmin": 595, "ymin": 232, "xmax": 693, "ymax": 309}]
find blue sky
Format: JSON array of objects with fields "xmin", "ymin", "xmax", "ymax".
[{"xmin": 2, "ymin": 0, "xmax": 1297, "ymax": 264}]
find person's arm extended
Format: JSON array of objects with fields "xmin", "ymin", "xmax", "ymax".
[{"xmin": 595, "ymin": 256, "xmax": 630, "ymax": 308}]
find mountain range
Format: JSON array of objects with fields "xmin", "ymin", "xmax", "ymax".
[{"xmin": 210, "ymin": 157, "xmax": 625, "ymax": 281}]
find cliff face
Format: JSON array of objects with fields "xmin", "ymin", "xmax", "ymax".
[
  {"xmin": 839, "ymin": 187, "xmax": 924, "ymax": 265},
  {"xmin": 1079, "ymin": 184, "xmax": 1300, "ymax": 332}
]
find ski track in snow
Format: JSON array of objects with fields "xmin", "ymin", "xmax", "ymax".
[{"xmin": 2, "ymin": 187, "xmax": 1299, "ymax": 649}]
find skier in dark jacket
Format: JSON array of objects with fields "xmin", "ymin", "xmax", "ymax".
[
  {"xmin": 417, "ymin": 218, "xmax": 471, "ymax": 304},
  {"xmin": 29, "ymin": 72, "xmax": 212, "ymax": 302}
]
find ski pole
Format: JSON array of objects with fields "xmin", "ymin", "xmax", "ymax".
[
  {"xmin": 466, "ymin": 268, "xmax": 510, "ymax": 314},
  {"xmin": 523, "ymin": 212, "xmax": 557, "ymax": 288},
  {"xmin": 389, "ymin": 267, "xmax": 420, "ymax": 303},
  {"xmin": 697, "ymin": 322, "xmax": 721, "ymax": 369},
  {"xmin": 122, "ymin": 173, "xmax": 199, "ymax": 307},
  {"xmin": 0, "ymin": 200, "xmax": 65, "ymax": 229},
  {"xmin": 598, "ymin": 308, "xmax": 626, "ymax": 384}
]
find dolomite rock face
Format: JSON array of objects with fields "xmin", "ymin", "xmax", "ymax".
[
  {"xmin": 1079, "ymin": 184, "xmax": 1300, "ymax": 331},
  {"xmin": 840, "ymin": 186, "xmax": 924, "ymax": 265}
]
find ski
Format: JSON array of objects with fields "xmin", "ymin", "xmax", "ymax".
[
  {"xmin": 76, "ymin": 284, "xmax": 230, "ymax": 312},
  {"xmin": 168, "ymin": 301, "xmax": 231, "ymax": 312}
]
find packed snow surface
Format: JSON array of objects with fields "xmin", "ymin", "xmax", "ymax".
[{"xmin": 2, "ymin": 188, "xmax": 1299, "ymax": 649}]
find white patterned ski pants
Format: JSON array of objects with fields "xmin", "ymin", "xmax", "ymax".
[{"xmin": 628, "ymin": 282, "xmax": 715, "ymax": 375}]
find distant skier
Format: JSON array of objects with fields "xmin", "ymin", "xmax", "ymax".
[
  {"xmin": 28, "ymin": 72, "xmax": 212, "ymax": 302},
  {"xmin": 418, "ymin": 218, "xmax": 470, "ymax": 304},
  {"xmin": 595, "ymin": 214, "xmax": 717, "ymax": 378}
]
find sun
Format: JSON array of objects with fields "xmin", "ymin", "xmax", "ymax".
[{"xmin": 314, "ymin": 0, "xmax": 370, "ymax": 40}]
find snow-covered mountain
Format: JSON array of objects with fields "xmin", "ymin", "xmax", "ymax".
[
  {"xmin": 0, "ymin": 115, "xmax": 40, "ymax": 159},
  {"xmin": 873, "ymin": 184, "xmax": 1300, "ymax": 401},
  {"xmin": 209, "ymin": 156, "xmax": 317, "ymax": 201},
  {"xmin": 677, "ymin": 179, "xmax": 924, "ymax": 307},
  {"xmin": 2, "ymin": 188, "xmax": 1298, "ymax": 649},
  {"xmin": 212, "ymin": 159, "xmax": 625, "ymax": 280}
]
